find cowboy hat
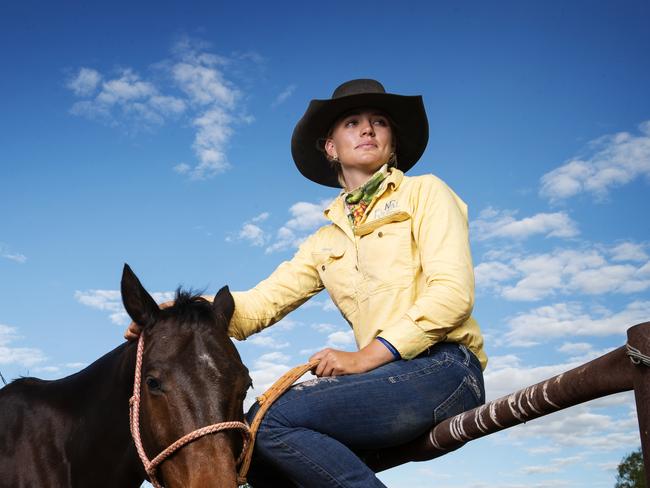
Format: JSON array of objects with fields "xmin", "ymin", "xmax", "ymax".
[{"xmin": 291, "ymin": 79, "xmax": 429, "ymax": 188}]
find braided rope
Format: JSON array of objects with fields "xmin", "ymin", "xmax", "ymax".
[
  {"xmin": 627, "ymin": 343, "xmax": 650, "ymax": 367},
  {"xmin": 129, "ymin": 335, "xmax": 251, "ymax": 488},
  {"xmin": 237, "ymin": 360, "xmax": 319, "ymax": 484}
]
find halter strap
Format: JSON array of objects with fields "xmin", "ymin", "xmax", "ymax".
[{"xmin": 129, "ymin": 334, "xmax": 251, "ymax": 488}]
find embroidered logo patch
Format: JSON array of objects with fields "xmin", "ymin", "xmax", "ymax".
[{"xmin": 373, "ymin": 200, "xmax": 399, "ymax": 219}]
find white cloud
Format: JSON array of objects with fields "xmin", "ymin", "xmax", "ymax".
[
  {"xmin": 540, "ymin": 121, "xmax": 650, "ymax": 202},
  {"xmin": 326, "ymin": 330, "xmax": 355, "ymax": 349},
  {"xmin": 271, "ymin": 84, "xmax": 296, "ymax": 108},
  {"xmin": 610, "ymin": 242, "xmax": 648, "ymax": 262},
  {"xmin": 477, "ymin": 244, "xmax": 650, "ymax": 301},
  {"xmin": 0, "ymin": 324, "xmax": 46, "ymax": 367},
  {"xmin": 67, "ymin": 67, "xmax": 102, "ymax": 96},
  {"xmin": 228, "ymin": 212, "xmax": 271, "ymax": 247},
  {"xmin": 248, "ymin": 334, "xmax": 289, "ymax": 349},
  {"xmin": 521, "ymin": 456, "xmax": 583, "ymax": 475},
  {"xmin": 69, "ymin": 68, "xmax": 184, "ymax": 129},
  {"xmin": 471, "ymin": 207, "xmax": 579, "ymax": 241},
  {"xmin": 311, "ymin": 322, "xmax": 338, "ymax": 333},
  {"xmin": 503, "ymin": 405, "xmax": 639, "ymax": 452},
  {"xmin": 302, "ymin": 297, "xmax": 338, "ymax": 312},
  {"xmin": 484, "ymin": 354, "xmax": 582, "ymax": 400},
  {"xmin": 74, "ymin": 289, "xmax": 175, "ymax": 325},
  {"xmin": 66, "ymin": 38, "xmax": 254, "ymax": 179},
  {"xmin": 265, "ymin": 199, "xmax": 330, "ymax": 253},
  {"xmin": 245, "ymin": 351, "xmax": 294, "ymax": 409},
  {"xmin": 96, "ymin": 69, "xmax": 157, "ymax": 105},
  {"xmin": 474, "ymin": 261, "xmax": 518, "ymax": 291},
  {"xmin": 504, "ymin": 301, "xmax": 650, "ymax": 347},
  {"xmin": 0, "ymin": 243, "xmax": 27, "ymax": 263}
]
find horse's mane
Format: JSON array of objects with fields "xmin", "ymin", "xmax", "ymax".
[{"xmin": 162, "ymin": 288, "xmax": 214, "ymax": 327}]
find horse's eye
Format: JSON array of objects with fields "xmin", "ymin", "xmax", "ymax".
[{"xmin": 145, "ymin": 376, "xmax": 162, "ymax": 392}]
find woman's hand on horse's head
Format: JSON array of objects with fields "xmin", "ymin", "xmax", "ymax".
[
  {"xmin": 124, "ymin": 321, "xmax": 142, "ymax": 341},
  {"xmin": 123, "ymin": 300, "xmax": 175, "ymax": 341}
]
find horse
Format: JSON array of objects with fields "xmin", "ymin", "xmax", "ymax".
[{"xmin": 0, "ymin": 264, "xmax": 252, "ymax": 487}]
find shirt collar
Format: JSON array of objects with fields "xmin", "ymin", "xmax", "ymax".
[{"xmin": 324, "ymin": 167, "xmax": 404, "ymax": 221}]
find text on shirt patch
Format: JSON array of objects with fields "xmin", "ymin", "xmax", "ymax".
[{"xmin": 373, "ymin": 200, "xmax": 399, "ymax": 219}]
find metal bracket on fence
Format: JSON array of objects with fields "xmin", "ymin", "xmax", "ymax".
[{"xmin": 627, "ymin": 343, "xmax": 650, "ymax": 367}]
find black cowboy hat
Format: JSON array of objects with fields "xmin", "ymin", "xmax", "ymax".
[{"xmin": 291, "ymin": 79, "xmax": 429, "ymax": 188}]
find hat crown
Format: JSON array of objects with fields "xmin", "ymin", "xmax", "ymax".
[{"xmin": 331, "ymin": 79, "xmax": 386, "ymax": 99}]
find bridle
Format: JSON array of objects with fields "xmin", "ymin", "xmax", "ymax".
[{"xmin": 129, "ymin": 334, "xmax": 251, "ymax": 488}]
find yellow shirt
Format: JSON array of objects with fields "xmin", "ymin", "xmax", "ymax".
[{"xmin": 229, "ymin": 168, "xmax": 487, "ymax": 369}]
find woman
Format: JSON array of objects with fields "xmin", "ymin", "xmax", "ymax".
[{"xmin": 127, "ymin": 79, "xmax": 486, "ymax": 487}]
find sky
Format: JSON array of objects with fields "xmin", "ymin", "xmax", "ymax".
[{"xmin": 1, "ymin": 1, "xmax": 649, "ymax": 486}]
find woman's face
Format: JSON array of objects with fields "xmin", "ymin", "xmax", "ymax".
[{"xmin": 325, "ymin": 108, "xmax": 394, "ymax": 175}]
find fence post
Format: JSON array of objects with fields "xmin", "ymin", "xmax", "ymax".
[{"xmin": 627, "ymin": 321, "xmax": 650, "ymax": 485}]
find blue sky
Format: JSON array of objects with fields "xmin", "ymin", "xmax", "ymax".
[{"xmin": 1, "ymin": 1, "xmax": 649, "ymax": 486}]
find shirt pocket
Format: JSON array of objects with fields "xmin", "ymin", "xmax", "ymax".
[
  {"xmin": 311, "ymin": 245, "xmax": 358, "ymax": 317},
  {"xmin": 356, "ymin": 211, "xmax": 414, "ymax": 288}
]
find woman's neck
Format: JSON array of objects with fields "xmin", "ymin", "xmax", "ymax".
[{"xmin": 342, "ymin": 165, "xmax": 386, "ymax": 192}]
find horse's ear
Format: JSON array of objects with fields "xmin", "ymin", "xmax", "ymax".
[
  {"xmin": 212, "ymin": 285, "xmax": 235, "ymax": 325},
  {"xmin": 121, "ymin": 264, "xmax": 160, "ymax": 327}
]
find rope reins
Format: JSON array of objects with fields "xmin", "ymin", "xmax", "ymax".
[
  {"xmin": 237, "ymin": 360, "xmax": 319, "ymax": 483},
  {"xmin": 129, "ymin": 333, "xmax": 317, "ymax": 487}
]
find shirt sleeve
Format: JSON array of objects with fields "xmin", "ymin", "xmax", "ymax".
[
  {"xmin": 378, "ymin": 176, "xmax": 475, "ymax": 359},
  {"xmin": 228, "ymin": 231, "xmax": 324, "ymax": 341}
]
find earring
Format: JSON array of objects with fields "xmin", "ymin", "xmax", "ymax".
[{"xmin": 388, "ymin": 152, "xmax": 397, "ymax": 167}]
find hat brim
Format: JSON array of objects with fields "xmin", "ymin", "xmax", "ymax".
[{"xmin": 291, "ymin": 93, "xmax": 429, "ymax": 188}]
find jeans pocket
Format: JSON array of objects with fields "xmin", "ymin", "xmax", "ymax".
[
  {"xmin": 386, "ymin": 356, "xmax": 447, "ymax": 384},
  {"xmin": 433, "ymin": 375, "xmax": 483, "ymax": 424}
]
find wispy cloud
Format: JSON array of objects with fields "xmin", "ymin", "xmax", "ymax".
[
  {"xmin": 471, "ymin": 207, "xmax": 579, "ymax": 241},
  {"xmin": 540, "ymin": 120, "xmax": 650, "ymax": 202},
  {"xmin": 0, "ymin": 324, "xmax": 46, "ymax": 367},
  {"xmin": 69, "ymin": 68, "xmax": 184, "ymax": 127},
  {"xmin": 67, "ymin": 37, "xmax": 255, "ymax": 179},
  {"xmin": 74, "ymin": 289, "xmax": 175, "ymax": 325},
  {"xmin": 504, "ymin": 403, "xmax": 639, "ymax": 453},
  {"xmin": 229, "ymin": 200, "xmax": 330, "ymax": 254},
  {"xmin": 66, "ymin": 67, "xmax": 102, "ymax": 96},
  {"xmin": 248, "ymin": 334, "xmax": 290, "ymax": 349},
  {"xmin": 0, "ymin": 243, "xmax": 27, "ymax": 263},
  {"xmin": 246, "ymin": 351, "xmax": 293, "ymax": 409},
  {"xmin": 326, "ymin": 330, "xmax": 355, "ymax": 349},
  {"xmin": 226, "ymin": 212, "xmax": 270, "ymax": 247},
  {"xmin": 271, "ymin": 84, "xmax": 296, "ymax": 108},
  {"xmin": 475, "ymin": 242, "xmax": 650, "ymax": 301},
  {"xmin": 504, "ymin": 300, "xmax": 650, "ymax": 347},
  {"xmin": 302, "ymin": 297, "xmax": 338, "ymax": 312},
  {"xmin": 265, "ymin": 199, "xmax": 330, "ymax": 253},
  {"xmin": 521, "ymin": 456, "xmax": 583, "ymax": 475}
]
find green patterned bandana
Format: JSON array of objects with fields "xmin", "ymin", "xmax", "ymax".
[{"xmin": 344, "ymin": 165, "xmax": 389, "ymax": 226}]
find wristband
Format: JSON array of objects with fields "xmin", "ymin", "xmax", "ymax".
[{"xmin": 376, "ymin": 337, "xmax": 401, "ymax": 360}]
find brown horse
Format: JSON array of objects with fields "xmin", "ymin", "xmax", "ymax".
[{"xmin": 0, "ymin": 264, "xmax": 251, "ymax": 487}]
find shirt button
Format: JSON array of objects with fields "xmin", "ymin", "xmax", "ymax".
[
  {"xmin": 378, "ymin": 231, "xmax": 384, "ymax": 238},
  {"xmin": 321, "ymin": 265, "xmax": 326, "ymax": 271}
]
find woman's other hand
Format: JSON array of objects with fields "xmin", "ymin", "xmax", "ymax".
[
  {"xmin": 123, "ymin": 300, "xmax": 174, "ymax": 341},
  {"xmin": 309, "ymin": 339, "xmax": 394, "ymax": 377}
]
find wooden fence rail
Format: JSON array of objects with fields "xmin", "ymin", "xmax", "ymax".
[{"xmin": 363, "ymin": 321, "xmax": 650, "ymax": 485}]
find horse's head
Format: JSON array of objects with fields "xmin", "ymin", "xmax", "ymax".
[{"xmin": 121, "ymin": 264, "xmax": 251, "ymax": 488}]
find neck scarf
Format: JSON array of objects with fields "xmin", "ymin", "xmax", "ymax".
[{"xmin": 343, "ymin": 165, "xmax": 389, "ymax": 226}]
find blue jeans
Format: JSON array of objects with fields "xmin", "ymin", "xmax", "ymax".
[{"xmin": 246, "ymin": 342, "xmax": 485, "ymax": 488}]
